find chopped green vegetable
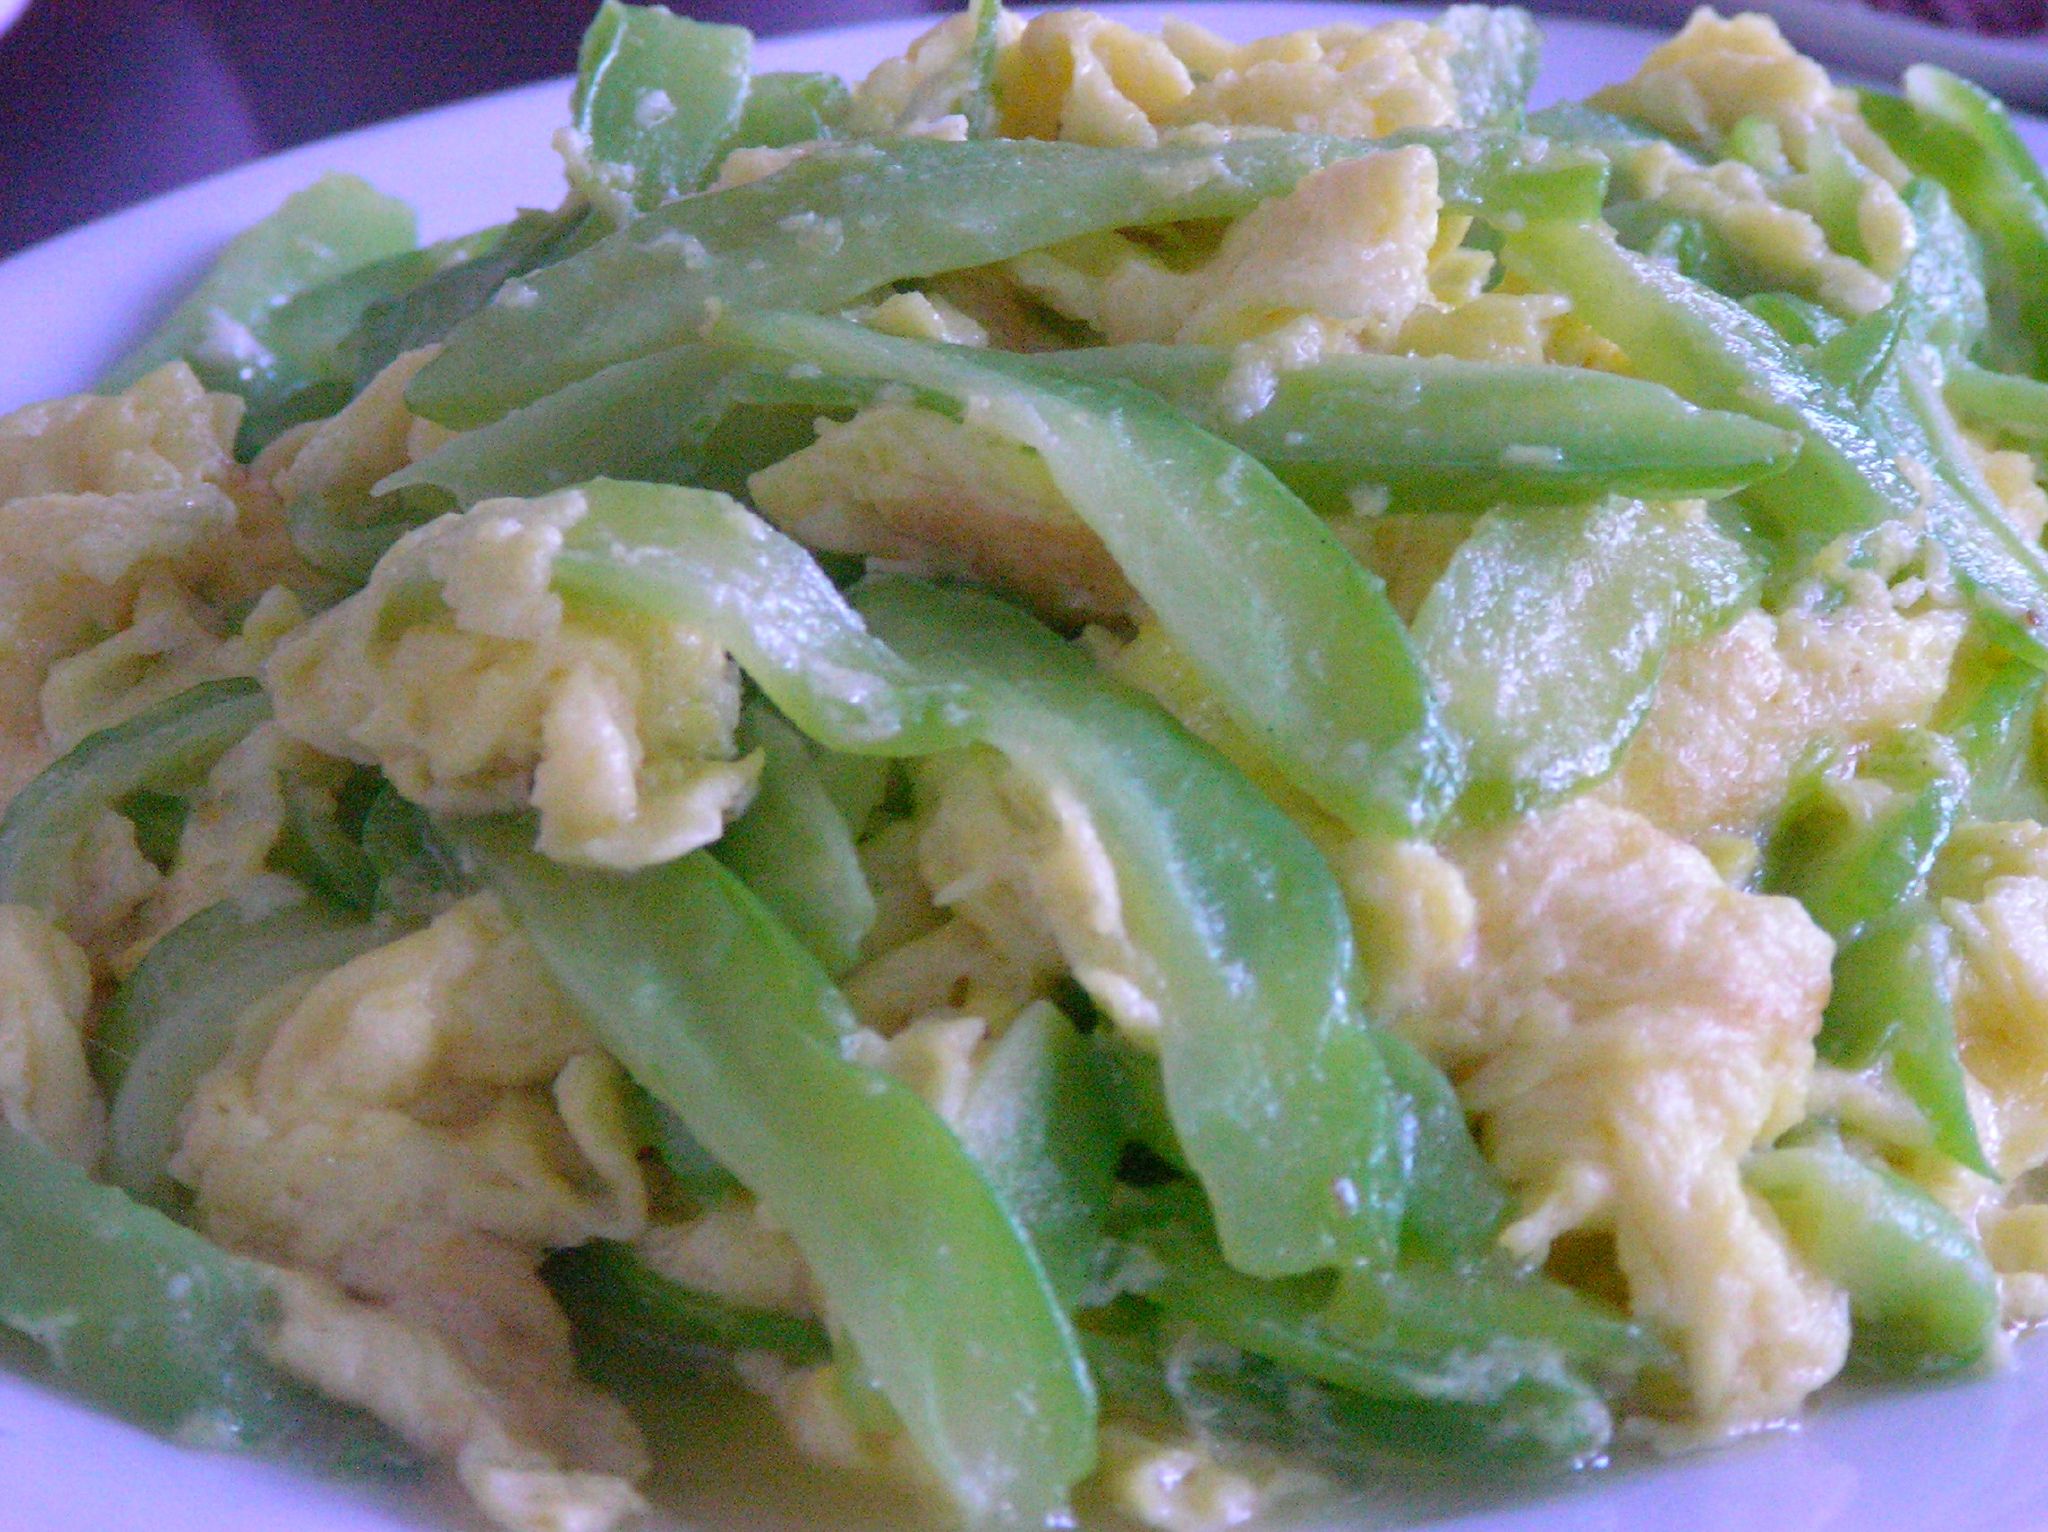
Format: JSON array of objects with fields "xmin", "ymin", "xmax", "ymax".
[
  {"xmin": 1864, "ymin": 69, "xmax": 2048, "ymax": 377},
  {"xmin": 1415, "ymin": 496, "xmax": 1759, "ymax": 821},
  {"xmin": 1823, "ymin": 915, "xmax": 1988, "ymax": 1176},
  {"xmin": 544, "ymin": 1239, "xmax": 829, "ymax": 1364},
  {"xmin": 409, "ymin": 131, "xmax": 1607, "ymax": 426},
  {"xmin": 96, "ymin": 898, "xmax": 396, "ymax": 1209},
  {"xmin": 1442, "ymin": 6, "xmax": 1540, "ymax": 131},
  {"xmin": 348, "ymin": 205, "xmax": 600, "ymax": 391},
  {"xmin": 958, "ymin": 1001, "xmax": 1120, "ymax": 1308},
  {"xmin": 1108, "ymin": 1189, "xmax": 1656, "ymax": 1465},
  {"xmin": 549, "ymin": 480, "xmax": 975, "ymax": 754},
  {"xmin": 382, "ymin": 343, "xmax": 876, "ymax": 506},
  {"xmin": 1045, "ymin": 344, "xmax": 1801, "ymax": 514},
  {"xmin": 1373, "ymin": 1030, "xmax": 1510, "ymax": 1265},
  {"xmin": 448, "ymin": 818, "xmax": 1096, "ymax": 1525},
  {"xmin": 268, "ymin": 774, "xmax": 381, "ymax": 914},
  {"xmin": 1949, "ymin": 362, "xmax": 2048, "ymax": 440},
  {"xmin": 1502, "ymin": 220, "xmax": 1911, "ymax": 541},
  {"xmin": 570, "ymin": 3, "xmax": 754, "ymax": 216},
  {"xmin": 1764, "ymin": 729, "xmax": 1968, "ymax": 946},
  {"xmin": 1763, "ymin": 650, "xmax": 2038, "ymax": 1174},
  {"xmin": 0, "ymin": 1123, "xmax": 410, "ymax": 1470},
  {"xmin": 103, "ymin": 175, "xmax": 416, "ymax": 455},
  {"xmin": 858, "ymin": 577, "xmax": 1403, "ymax": 1275},
  {"xmin": 1854, "ymin": 181, "xmax": 2048, "ymax": 667},
  {"xmin": 1748, "ymin": 1128, "xmax": 1999, "ymax": 1376},
  {"xmin": 0, "ymin": 680, "xmax": 269, "ymax": 913},
  {"xmin": 732, "ymin": 70, "xmax": 849, "ymax": 148},
  {"xmin": 719, "ymin": 313, "xmax": 1462, "ymax": 836},
  {"xmin": 713, "ymin": 698, "xmax": 877, "ymax": 976}
]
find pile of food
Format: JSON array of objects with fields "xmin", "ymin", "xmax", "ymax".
[{"xmin": 4, "ymin": 3, "xmax": 2048, "ymax": 1528}]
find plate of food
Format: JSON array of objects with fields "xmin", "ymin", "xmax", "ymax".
[
  {"xmin": 1739, "ymin": 0, "xmax": 2048, "ymax": 112},
  {"xmin": 3, "ymin": 4, "xmax": 2048, "ymax": 1532}
]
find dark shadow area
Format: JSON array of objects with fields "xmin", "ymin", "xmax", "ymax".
[{"xmin": 0, "ymin": 0, "xmax": 951, "ymax": 257}]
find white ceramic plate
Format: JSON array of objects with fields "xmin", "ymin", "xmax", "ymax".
[{"xmin": 3, "ymin": 7, "xmax": 2048, "ymax": 1530}]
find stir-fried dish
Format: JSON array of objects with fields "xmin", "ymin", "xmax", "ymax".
[{"xmin": 5, "ymin": 4, "xmax": 2048, "ymax": 1529}]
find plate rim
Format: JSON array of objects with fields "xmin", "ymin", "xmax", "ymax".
[{"xmin": 4, "ymin": 8, "xmax": 2048, "ymax": 1532}]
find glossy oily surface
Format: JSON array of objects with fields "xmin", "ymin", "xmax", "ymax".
[{"xmin": 3, "ymin": 8, "xmax": 2048, "ymax": 1532}]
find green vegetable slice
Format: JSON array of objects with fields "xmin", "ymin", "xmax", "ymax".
[
  {"xmin": 1847, "ymin": 180, "xmax": 2048, "ymax": 665},
  {"xmin": 1823, "ymin": 916, "xmax": 1987, "ymax": 1176},
  {"xmin": 0, "ymin": 1123, "xmax": 410, "ymax": 1469},
  {"xmin": 348, "ymin": 205, "xmax": 601, "ymax": 391},
  {"xmin": 528, "ymin": 484, "xmax": 1415, "ymax": 1275},
  {"xmin": 569, "ymin": 2, "xmax": 754, "ymax": 216},
  {"xmin": 550, "ymin": 480, "xmax": 975, "ymax": 754},
  {"xmin": 962, "ymin": 0, "xmax": 1006, "ymax": 138},
  {"xmin": 719, "ymin": 313, "xmax": 1461, "ymax": 836},
  {"xmin": 713, "ymin": 698, "xmax": 877, "ymax": 976},
  {"xmin": 229, "ymin": 231, "xmax": 499, "ymax": 455},
  {"xmin": 544, "ymin": 1239, "xmax": 829, "ymax": 1365},
  {"xmin": 858, "ymin": 577, "xmax": 1402, "ymax": 1275},
  {"xmin": 381, "ymin": 343, "xmax": 877, "ymax": 507},
  {"xmin": 96, "ymin": 898, "xmax": 396, "ymax": 1209},
  {"xmin": 1123, "ymin": 1327, "xmax": 1606, "ymax": 1471},
  {"xmin": 1763, "ymin": 651, "xmax": 2038, "ymax": 1174},
  {"xmin": 1043, "ymin": 344, "xmax": 1801, "ymax": 514},
  {"xmin": 102, "ymin": 174, "xmax": 417, "ymax": 455},
  {"xmin": 1442, "ymin": 5, "xmax": 1540, "ymax": 131},
  {"xmin": 1948, "ymin": 362, "xmax": 2048, "ymax": 439},
  {"xmin": 957, "ymin": 1001, "xmax": 1120, "ymax": 1308},
  {"xmin": 1502, "ymin": 220, "xmax": 1910, "ymax": 541},
  {"xmin": 447, "ymin": 818, "xmax": 1095, "ymax": 1525},
  {"xmin": 1374, "ymin": 1029, "xmax": 1511, "ymax": 1265},
  {"xmin": 1415, "ymin": 496, "xmax": 1759, "ymax": 821},
  {"xmin": 732, "ymin": 70, "xmax": 850, "ymax": 148},
  {"xmin": 1748, "ymin": 1129, "xmax": 1999, "ymax": 1377},
  {"xmin": 409, "ymin": 131, "xmax": 1607, "ymax": 425},
  {"xmin": 1108, "ymin": 1189, "xmax": 1658, "ymax": 1466},
  {"xmin": 1864, "ymin": 69, "xmax": 2048, "ymax": 377},
  {"xmin": 0, "ymin": 679, "xmax": 269, "ymax": 912}
]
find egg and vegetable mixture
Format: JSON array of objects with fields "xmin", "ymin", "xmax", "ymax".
[{"xmin": 7, "ymin": 4, "xmax": 2048, "ymax": 1529}]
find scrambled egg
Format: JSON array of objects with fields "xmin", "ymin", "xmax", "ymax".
[
  {"xmin": 1408, "ymin": 800, "xmax": 1847, "ymax": 1431},
  {"xmin": 635, "ymin": 1199, "xmax": 815, "ymax": 1316},
  {"xmin": 121, "ymin": 720, "xmax": 331, "ymax": 970},
  {"xmin": 174, "ymin": 895, "xmax": 650, "ymax": 1530},
  {"xmin": 842, "ymin": 8, "xmax": 1020, "ymax": 138},
  {"xmin": 1010, "ymin": 147, "xmax": 1441, "ymax": 355},
  {"xmin": 0, "ymin": 363, "xmax": 299, "ymax": 806},
  {"xmin": 750, "ymin": 403, "xmax": 1139, "ymax": 626},
  {"xmin": 1601, "ymin": 571, "xmax": 1966, "ymax": 844},
  {"xmin": 1619, "ymin": 141, "xmax": 1906, "ymax": 316},
  {"xmin": 1595, "ymin": 10, "xmax": 1906, "ymax": 183},
  {"xmin": 0, "ymin": 905, "xmax": 101, "ymax": 1167},
  {"xmin": 1090, "ymin": 1425, "xmax": 1264, "ymax": 1532},
  {"xmin": 265, "ymin": 487, "xmax": 757, "ymax": 869},
  {"xmin": 911, "ymin": 749, "xmax": 1163, "ymax": 1046},
  {"xmin": 855, "ymin": 7, "xmax": 1563, "ymax": 383},
  {"xmin": 271, "ymin": 1257, "xmax": 648, "ymax": 1532},
  {"xmin": 992, "ymin": 11, "xmax": 1461, "ymax": 148},
  {"xmin": 7, "ymin": 9, "xmax": 2048, "ymax": 1530},
  {"xmin": 1939, "ymin": 831, "xmax": 2048, "ymax": 1178},
  {"xmin": 258, "ymin": 345, "xmax": 452, "ymax": 515},
  {"xmin": 994, "ymin": 11, "xmax": 1194, "ymax": 148},
  {"xmin": 1595, "ymin": 11, "xmax": 1915, "ymax": 316}
]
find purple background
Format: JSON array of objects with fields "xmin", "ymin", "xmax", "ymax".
[
  {"xmin": 4, "ymin": 0, "xmax": 2019, "ymax": 260},
  {"xmin": 0, "ymin": 0, "xmax": 955, "ymax": 257}
]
